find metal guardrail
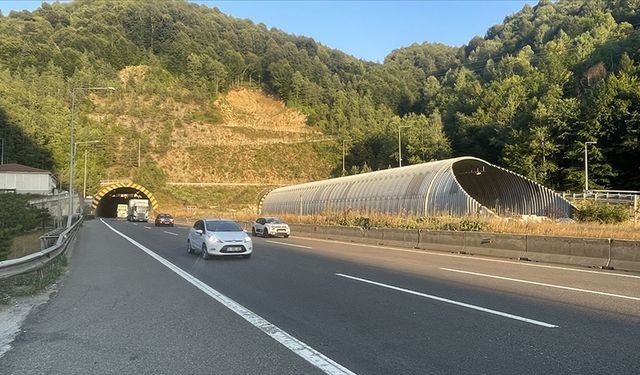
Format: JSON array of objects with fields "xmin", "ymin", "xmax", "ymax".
[{"xmin": 0, "ymin": 216, "xmax": 83, "ymax": 280}]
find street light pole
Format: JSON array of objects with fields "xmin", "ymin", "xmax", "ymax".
[
  {"xmin": 68, "ymin": 87, "xmax": 115, "ymax": 227},
  {"xmin": 1, "ymin": 137, "xmax": 4, "ymax": 164},
  {"xmin": 74, "ymin": 140, "xmax": 100, "ymax": 200},
  {"xmin": 584, "ymin": 141, "xmax": 596, "ymax": 192},
  {"xmin": 398, "ymin": 125, "xmax": 410, "ymax": 168},
  {"xmin": 342, "ymin": 139, "xmax": 351, "ymax": 174}
]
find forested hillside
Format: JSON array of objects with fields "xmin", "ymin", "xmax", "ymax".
[{"xmin": 0, "ymin": 0, "xmax": 639, "ymax": 193}]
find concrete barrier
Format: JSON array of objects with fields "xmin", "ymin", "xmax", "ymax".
[
  {"xmin": 324, "ymin": 226, "xmax": 364, "ymax": 242},
  {"xmin": 418, "ymin": 230, "xmax": 464, "ymax": 253},
  {"xmin": 378, "ymin": 228, "xmax": 420, "ymax": 248},
  {"xmin": 289, "ymin": 223, "xmax": 325, "ymax": 239},
  {"xmin": 609, "ymin": 240, "xmax": 640, "ymax": 272},
  {"xmin": 463, "ymin": 232, "xmax": 527, "ymax": 259},
  {"xmin": 362, "ymin": 228, "xmax": 384, "ymax": 245},
  {"xmin": 525, "ymin": 235, "xmax": 610, "ymax": 268},
  {"xmin": 282, "ymin": 222, "xmax": 640, "ymax": 272}
]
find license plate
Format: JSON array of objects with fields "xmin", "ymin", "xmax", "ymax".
[{"xmin": 227, "ymin": 246, "xmax": 242, "ymax": 252}]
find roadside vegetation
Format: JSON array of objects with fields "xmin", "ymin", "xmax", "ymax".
[{"xmin": 0, "ymin": 194, "xmax": 51, "ymax": 261}]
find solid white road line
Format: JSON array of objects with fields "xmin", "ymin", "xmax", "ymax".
[
  {"xmin": 266, "ymin": 240, "xmax": 312, "ymax": 249},
  {"xmin": 441, "ymin": 268, "xmax": 640, "ymax": 301},
  {"xmin": 100, "ymin": 219, "xmax": 354, "ymax": 375},
  {"xmin": 336, "ymin": 273, "xmax": 558, "ymax": 328},
  {"xmin": 163, "ymin": 231, "xmax": 179, "ymax": 236},
  {"xmin": 295, "ymin": 236, "xmax": 640, "ymax": 280}
]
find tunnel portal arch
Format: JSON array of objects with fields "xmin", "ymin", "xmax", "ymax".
[{"xmin": 92, "ymin": 182, "xmax": 159, "ymax": 218}]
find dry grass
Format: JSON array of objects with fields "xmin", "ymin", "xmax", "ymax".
[{"xmin": 167, "ymin": 209, "xmax": 640, "ymax": 241}]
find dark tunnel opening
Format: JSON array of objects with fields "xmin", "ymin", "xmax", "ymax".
[
  {"xmin": 451, "ymin": 159, "xmax": 573, "ymax": 217},
  {"xmin": 95, "ymin": 187, "xmax": 153, "ymax": 218}
]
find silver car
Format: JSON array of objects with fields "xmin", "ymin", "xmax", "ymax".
[
  {"xmin": 187, "ymin": 219, "xmax": 253, "ymax": 259},
  {"xmin": 251, "ymin": 217, "xmax": 290, "ymax": 238}
]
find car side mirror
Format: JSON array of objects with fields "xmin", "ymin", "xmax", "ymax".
[{"xmin": 195, "ymin": 229, "xmax": 203, "ymax": 235}]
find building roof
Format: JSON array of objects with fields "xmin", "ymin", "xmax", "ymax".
[{"xmin": 0, "ymin": 163, "xmax": 50, "ymax": 174}]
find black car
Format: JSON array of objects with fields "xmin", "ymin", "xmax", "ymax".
[{"xmin": 154, "ymin": 213, "xmax": 174, "ymax": 227}]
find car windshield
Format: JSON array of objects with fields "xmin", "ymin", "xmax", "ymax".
[
  {"xmin": 206, "ymin": 220, "xmax": 242, "ymax": 232},
  {"xmin": 266, "ymin": 218, "xmax": 283, "ymax": 224}
]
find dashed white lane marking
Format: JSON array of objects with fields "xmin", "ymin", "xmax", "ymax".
[
  {"xmin": 266, "ymin": 240, "xmax": 312, "ymax": 249},
  {"xmin": 441, "ymin": 268, "xmax": 640, "ymax": 301},
  {"xmin": 295, "ymin": 236, "xmax": 640, "ymax": 280},
  {"xmin": 131, "ymin": 223, "xmax": 138, "ymax": 226},
  {"xmin": 100, "ymin": 219, "xmax": 354, "ymax": 375},
  {"xmin": 163, "ymin": 231, "xmax": 179, "ymax": 236},
  {"xmin": 336, "ymin": 273, "xmax": 558, "ymax": 328},
  {"xmin": 144, "ymin": 226, "xmax": 152, "ymax": 229}
]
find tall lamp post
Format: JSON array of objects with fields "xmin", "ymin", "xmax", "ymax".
[
  {"xmin": 1, "ymin": 137, "xmax": 4, "ymax": 164},
  {"xmin": 68, "ymin": 87, "xmax": 115, "ymax": 226},
  {"xmin": 584, "ymin": 141, "xmax": 596, "ymax": 192},
  {"xmin": 342, "ymin": 139, "xmax": 351, "ymax": 174},
  {"xmin": 398, "ymin": 125, "xmax": 411, "ymax": 168},
  {"xmin": 74, "ymin": 140, "xmax": 100, "ymax": 200}
]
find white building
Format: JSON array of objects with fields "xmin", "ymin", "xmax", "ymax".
[{"xmin": 0, "ymin": 163, "xmax": 57, "ymax": 195}]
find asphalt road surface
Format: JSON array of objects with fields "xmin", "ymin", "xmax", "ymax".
[{"xmin": 1, "ymin": 218, "xmax": 639, "ymax": 374}]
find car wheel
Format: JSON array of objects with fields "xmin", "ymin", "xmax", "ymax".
[
  {"xmin": 187, "ymin": 240, "xmax": 194, "ymax": 254},
  {"xmin": 263, "ymin": 228, "xmax": 269, "ymax": 238},
  {"xmin": 170, "ymin": 223, "xmax": 174, "ymax": 227},
  {"xmin": 284, "ymin": 234, "xmax": 289, "ymax": 238},
  {"xmin": 201, "ymin": 244, "xmax": 209, "ymax": 260},
  {"xmin": 242, "ymin": 254, "xmax": 252, "ymax": 259},
  {"xmin": 251, "ymin": 227, "xmax": 256, "ymax": 236}
]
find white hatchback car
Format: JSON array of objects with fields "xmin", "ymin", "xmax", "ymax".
[
  {"xmin": 251, "ymin": 217, "xmax": 290, "ymax": 238},
  {"xmin": 188, "ymin": 219, "xmax": 252, "ymax": 259}
]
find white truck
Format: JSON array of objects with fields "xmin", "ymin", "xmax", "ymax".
[
  {"xmin": 127, "ymin": 199, "xmax": 150, "ymax": 222},
  {"xmin": 117, "ymin": 204, "xmax": 128, "ymax": 219}
]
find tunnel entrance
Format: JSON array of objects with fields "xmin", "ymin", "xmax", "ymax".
[{"xmin": 92, "ymin": 182, "xmax": 158, "ymax": 218}]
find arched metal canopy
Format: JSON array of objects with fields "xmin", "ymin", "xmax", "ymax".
[{"xmin": 261, "ymin": 157, "xmax": 574, "ymax": 218}]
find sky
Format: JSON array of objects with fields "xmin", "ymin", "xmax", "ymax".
[{"xmin": 0, "ymin": 0, "xmax": 537, "ymax": 62}]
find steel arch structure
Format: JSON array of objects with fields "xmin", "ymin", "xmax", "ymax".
[{"xmin": 261, "ymin": 157, "xmax": 574, "ymax": 218}]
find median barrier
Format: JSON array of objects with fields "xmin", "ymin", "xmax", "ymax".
[
  {"xmin": 609, "ymin": 240, "xmax": 640, "ymax": 272},
  {"xmin": 378, "ymin": 228, "xmax": 419, "ymax": 248},
  {"xmin": 463, "ymin": 232, "xmax": 527, "ymax": 259},
  {"xmin": 417, "ymin": 230, "xmax": 464, "ymax": 253},
  {"xmin": 525, "ymin": 235, "xmax": 610, "ymax": 268},
  {"xmin": 362, "ymin": 228, "xmax": 385, "ymax": 245},
  {"xmin": 289, "ymin": 223, "xmax": 326, "ymax": 239},
  {"xmin": 324, "ymin": 226, "xmax": 364, "ymax": 242}
]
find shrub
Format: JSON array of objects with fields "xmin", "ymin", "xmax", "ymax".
[{"xmin": 574, "ymin": 201, "xmax": 631, "ymax": 224}]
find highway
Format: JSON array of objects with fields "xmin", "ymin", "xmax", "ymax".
[{"xmin": 1, "ymin": 218, "xmax": 639, "ymax": 374}]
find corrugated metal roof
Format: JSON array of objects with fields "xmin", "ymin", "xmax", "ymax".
[
  {"xmin": 261, "ymin": 156, "xmax": 575, "ymax": 218},
  {"xmin": 0, "ymin": 163, "xmax": 50, "ymax": 173}
]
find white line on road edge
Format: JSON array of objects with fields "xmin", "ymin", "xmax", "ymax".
[
  {"xmin": 296, "ymin": 236, "xmax": 640, "ymax": 280},
  {"xmin": 441, "ymin": 268, "xmax": 640, "ymax": 301},
  {"xmin": 100, "ymin": 219, "xmax": 354, "ymax": 375},
  {"xmin": 336, "ymin": 273, "xmax": 558, "ymax": 328},
  {"xmin": 266, "ymin": 240, "xmax": 312, "ymax": 249},
  {"xmin": 163, "ymin": 231, "xmax": 179, "ymax": 236}
]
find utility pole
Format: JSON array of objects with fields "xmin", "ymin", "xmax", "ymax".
[
  {"xmin": 68, "ymin": 87, "xmax": 115, "ymax": 227},
  {"xmin": 398, "ymin": 125, "xmax": 411, "ymax": 168},
  {"xmin": 584, "ymin": 141, "xmax": 596, "ymax": 192},
  {"xmin": 138, "ymin": 139, "xmax": 141, "ymax": 167},
  {"xmin": 342, "ymin": 139, "xmax": 351, "ymax": 174},
  {"xmin": 1, "ymin": 137, "xmax": 4, "ymax": 164}
]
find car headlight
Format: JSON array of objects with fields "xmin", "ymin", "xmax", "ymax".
[
  {"xmin": 244, "ymin": 236, "xmax": 251, "ymax": 243},
  {"xmin": 207, "ymin": 235, "xmax": 222, "ymax": 243}
]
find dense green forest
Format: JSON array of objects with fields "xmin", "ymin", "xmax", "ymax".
[{"xmin": 0, "ymin": 0, "xmax": 639, "ymax": 191}]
